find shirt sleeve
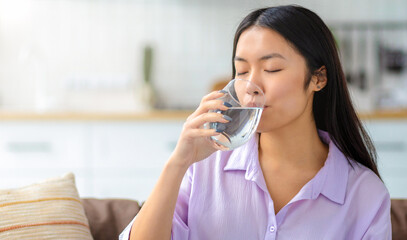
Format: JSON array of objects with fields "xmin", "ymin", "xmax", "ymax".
[
  {"xmin": 171, "ymin": 165, "xmax": 194, "ymax": 240},
  {"xmin": 361, "ymin": 192, "xmax": 392, "ymax": 240}
]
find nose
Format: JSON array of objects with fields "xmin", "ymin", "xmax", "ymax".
[
  {"xmin": 245, "ymin": 82, "xmax": 261, "ymax": 96},
  {"xmin": 247, "ymin": 73, "xmax": 264, "ymax": 95},
  {"xmin": 236, "ymin": 74, "xmax": 264, "ymax": 108}
]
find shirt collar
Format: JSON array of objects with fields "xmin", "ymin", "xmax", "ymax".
[{"xmin": 223, "ymin": 130, "xmax": 349, "ymax": 205}]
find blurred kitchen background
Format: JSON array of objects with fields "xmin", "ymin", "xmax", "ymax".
[{"xmin": 0, "ymin": 0, "xmax": 406, "ymax": 201}]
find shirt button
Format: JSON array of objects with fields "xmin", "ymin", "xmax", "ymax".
[{"xmin": 269, "ymin": 226, "xmax": 276, "ymax": 232}]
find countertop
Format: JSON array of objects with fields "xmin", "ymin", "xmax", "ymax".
[
  {"xmin": 0, "ymin": 110, "xmax": 192, "ymax": 121},
  {"xmin": 0, "ymin": 109, "xmax": 406, "ymax": 121},
  {"xmin": 358, "ymin": 109, "xmax": 407, "ymax": 120}
]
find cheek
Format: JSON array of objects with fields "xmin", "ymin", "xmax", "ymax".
[
  {"xmin": 255, "ymin": 52, "xmax": 312, "ymax": 131},
  {"xmin": 267, "ymin": 77, "xmax": 305, "ymax": 109},
  {"xmin": 257, "ymin": 74, "xmax": 309, "ymax": 131}
]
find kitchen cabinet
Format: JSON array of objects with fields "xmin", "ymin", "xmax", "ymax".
[
  {"xmin": 0, "ymin": 118, "xmax": 184, "ymax": 201},
  {"xmin": 364, "ymin": 119, "xmax": 407, "ymax": 198},
  {"xmin": 0, "ymin": 122, "xmax": 92, "ymax": 196},
  {"xmin": 89, "ymin": 121, "xmax": 183, "ymax": 200}
]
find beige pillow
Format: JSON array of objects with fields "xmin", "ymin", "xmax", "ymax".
[{"xmin": 0, "ymin": 173, "xmax": 93, "ymax": 240}]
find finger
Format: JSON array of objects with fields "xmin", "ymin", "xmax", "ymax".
[
  {"xmin": 194, "ymin": 99, "xmax": 230, "ymax": 117},
  {"xmin": 201, "ymin": 90, "xmax": 227, "ymax": 103},
  {"xmin": 187, "ymin": 112, "xmax": 231, "ymax": 129},
  {"xmin": 188, "ymin": 91, "xmax": 228, "ymax": 119},
  {"xmin": 186, "ymin": 128, "xmax": 221, "ymax": 138},
  {"xmin": 188, "ymin": 99, "xmax": 228, "ymax": 121}
]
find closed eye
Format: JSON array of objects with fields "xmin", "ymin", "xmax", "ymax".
[
  {"xmin": 265, "ymin": 69, "xmax": 282, "ymax": 73},
  {"xmin": 236, "ymin": 72, "xmax": 248, "ymax": 76}
]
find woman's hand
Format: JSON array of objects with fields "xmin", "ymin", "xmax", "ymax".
[{"xmin": 169, "ymin": 91, "xmax": 231, "ymax": 168}]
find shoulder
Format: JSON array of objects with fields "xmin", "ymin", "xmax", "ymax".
[
  {"xmin": 318, "ymin": 130, "xmax": 390, "ymax": 206},
  {"xmin": 345, "ymin": 160, "xmax": 390, "ymax": 211},
  {"xmin": 343, "ymin": 160, "xmax": 392, "ymax": 237},
  {"xmin": 347, "ymin": 160, "xmax": 389, "ymax": 197}
]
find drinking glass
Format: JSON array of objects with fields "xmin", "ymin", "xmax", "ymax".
[{"xmin": 205, "ymin": 79, "xmax": 265, "ymax": 150}]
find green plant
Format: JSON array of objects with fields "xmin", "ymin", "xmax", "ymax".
[{"xmin": 143, "ymin": 45, "xmax": 153, "ymax": 84}]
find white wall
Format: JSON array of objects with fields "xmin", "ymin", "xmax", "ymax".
[{"xmin": 0, "ymin": 0, "xmax": 406, "ymax": 111}]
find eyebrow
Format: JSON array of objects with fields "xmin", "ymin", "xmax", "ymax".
[{"xmin": 234, "ymin": 53, "xmax": 286, "ymax": 62}]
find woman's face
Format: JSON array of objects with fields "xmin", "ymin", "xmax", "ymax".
[{"xmin": 234, "ymin": 26, "xmax": 317, "ymax": 133}]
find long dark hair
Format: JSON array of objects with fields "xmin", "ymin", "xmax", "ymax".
[{"xmin": 232, "ymin": 5, "xmax": 380, "ymax": 178}]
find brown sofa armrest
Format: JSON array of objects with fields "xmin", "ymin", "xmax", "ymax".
[
  {"xmin": 392, "ymin": 199, "xmax": 407, "ymax": 240},
  {"xmin": 82, "ymin": 198, "xmax": 141, "ymax": 240}
]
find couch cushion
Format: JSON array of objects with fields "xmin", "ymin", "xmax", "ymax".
[
  {"xmin": 392, "ymin": 199, "xmax": 407, "ymax": 240},
  {"xmin": 0, "ymin": 173, "xmax": 93, "ymax": 240},
  {"xmin": 82, "ymin": 198, "xmax": 141, "ymax": 240}
]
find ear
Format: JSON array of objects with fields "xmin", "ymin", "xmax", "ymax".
[{"xmin": 311, "ymin": 66, "xmax": 327, "ymax": 91}]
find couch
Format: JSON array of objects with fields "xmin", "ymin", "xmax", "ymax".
[
  {"xmin": 82, "ymin": 198, "xmax": 142, "ymax": 240},
  {"xmin": 85, "ymin": 198, "xmax": 407, "ymax": 240},
  {"xmin": 391, "ymin": 199, "xmax": 407, "ymax": 240}
]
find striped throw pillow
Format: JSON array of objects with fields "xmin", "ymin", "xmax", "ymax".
[{"xmin": 0, "ymin": 173, "xmax": 93, "ymax": 240}]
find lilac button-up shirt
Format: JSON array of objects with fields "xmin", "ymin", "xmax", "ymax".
[{"xmin": 120, "ymin": 130, "xmax": 391, "ymax": 240}]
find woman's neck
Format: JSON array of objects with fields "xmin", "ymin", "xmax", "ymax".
[{"xmin": 258, "ymin": 122, "xmax": 329, "ymax": 173}]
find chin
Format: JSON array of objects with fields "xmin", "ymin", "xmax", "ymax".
[
  {"xmin": 256, "ymin": 122, "xmax": 269, "ymax": 133},
  {"xmin": 256, "ymin": 117, "xmax": 281, "ymax": 133}
]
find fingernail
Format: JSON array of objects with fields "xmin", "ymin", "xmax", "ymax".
[
  {"xmin": 223, "ymin": 102, "xmax": 232, "ymax": 107},
  {"xmin": 218, "ymin": 90, "xmax": 228, "ymax": 94},
  {"xmin": 223, "ymin": 115, "xmax": 232, "ymax": 121}
]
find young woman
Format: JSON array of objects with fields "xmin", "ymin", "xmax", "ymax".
[{"xmin": 121, "ymin": 5, "xmax": 391, "ymax": 240}]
